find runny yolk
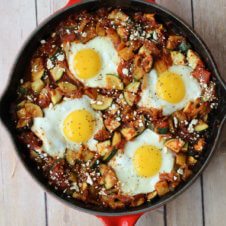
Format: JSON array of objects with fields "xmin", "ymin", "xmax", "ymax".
[
  {"xmin": 156, "ymin": 71, "xmax": 185, "ymax": 104},
  {"xmin": 73, "ymin": 48, "xmax": 101, "ymax": 79},
  {"xmin": 133, "ymin": 145, "xmax": 162, "ymax": 177},
  {"xmin": 63, "ymin": 110, "xmax": 94, "ymax": 143}
]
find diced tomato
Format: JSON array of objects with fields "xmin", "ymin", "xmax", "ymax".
[
  {"xmin": 192, "ymin": 67, "xmax": 211, "ymax": 84},
  {"xmin": 61, "ymin": 33, "xmax": 76, "ymax": 42}
]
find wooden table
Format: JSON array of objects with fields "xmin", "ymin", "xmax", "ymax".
[{"xmin": 0, "ymin": 0, "xmax": 226, "ymax": 225}]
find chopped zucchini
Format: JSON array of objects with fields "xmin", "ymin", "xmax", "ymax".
[
  {"xmin": 50, "ymin": 88, "xmax": 62, "ymax": 105},
  {"xmin": 58, "ymin": 82, "xmax": 77, "ymax": 94},
  {"xmin": 16, "ymin": 118, "xmax": 31, "ymax": 128},
  {"xmin": 105, "ymin": 74, "xmax": 123, "ymax": 90},
  {"xmin": 32, "ymin": 69, "xmax": 45, "ymax": 81},
  {"xmin": 24, "ymin": 103, "xmax": 43, "ymax": 118},
  {"xmin": 176, "ymin": 154, "xmax": 186, "ymax": 167},
  {"xmin": 91, "ymin": 95, "xmax": 113, "ymax": 110},
  {"xmin": 155, "ymin": 181, "xmax": 169, "ymax": 196},
  {"xmin": 97, "ymin": 140, "xmax": 112, "ymax": 156},
  {"xmin": 147, "ymin": 190, "xmax": 158, "ymax": 201},
  {"xmin": 65, "ymin": 149, "xmax": 78, "ymax": 166},
  {"xmin": 124, "ymin": 91, "xmax": 136, "ymax": 106},
  {"xmin": 104, "ymin": 118, "xmax": 121, "ymax": 132},
  {"xmin": 194, "ymin": 122, "xmax": 208, "ymax": 132},
  {"xmin": 31, "ymin": 79, "xmax": 45, "ymax": 93},
  {"xmin": 112, "ymin": 131, "xmax": 121, "ymax": 147},
  {"xmin": 187, "ymin": 49, "xmax": 202, "ymax": 69},
  {"xmin": 31, "ymin": 58, "xmax": 44, "ymax": 81},
  {"xmin": 125, "ymin": 82, "xmax": 140, "ymax": 93},
  {"xmin": 182, "ymin": 142, "xmax": 189, "ymax": 152},
  {"xmin": 121, "ymin": 127, "xmax": 137, "ymax": 141},
  {"xmin": 165, "ymin": 138, "xmax": 185, "ymax": 153},
  {"xmin": 50, "ymin": 65, "xmax": 65, "ymax": 81},
  {"xmin": 103, "ymin": 148, "xmax": 118, "ymax": 162},
  {"xmin": 188, "ymin": 156, "xmax": 197, "ymax": 165},
  {"xmin": 157, "ymin": 127, "xmax": 169, "ymax": 134},
  {"xmin": 178, "ymin": 41, "xmax": 191, "ymax": 53},
  {"xmin": 170, "ymin": 51, "xmax": 186, "ymax": 65}
]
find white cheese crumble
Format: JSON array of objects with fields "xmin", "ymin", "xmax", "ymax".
[
  {"xmin": 40, "ymin": 40, "xmax": 46, "ymax": 44},
  {"xmin": 187, "ymin": 119, "xmax": 198, "ymax": 133},
  {"xmin": 70, "ymin": 182, "xmax": 79, "ymax": 192},
  {"xmin": 86, "ymin": 173, "xmax": 93, "ymax": 185},
  {"xmin": 122, "ymin": 68, "xmax": 129, "ymax": 75},
  {"xmin": 173, "ymin": 117, "xmax": 178, "ymax": 128},
  {"xmin": 177, "ymin": 168, "xmax": 184, "ymax": 175},
  {"xmin": 56, "ymin": 53, "xmax": 65, "ymax": 61},
  {"xmin": 46, "ymin": 59, "xmax": 54, "ymax": 70}
]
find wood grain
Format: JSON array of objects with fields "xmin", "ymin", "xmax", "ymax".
[
  {"xmin": 193, "ymin": 0, "xmax": 226, "ymax": 225},
  {"xmin": 0, "ymin": 1, "xmax": 46, "ymax": 226}
]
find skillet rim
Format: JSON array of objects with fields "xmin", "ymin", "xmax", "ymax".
[{"xmin": 0, "ymin": 0, "xmax": 226, "ymax": 216}]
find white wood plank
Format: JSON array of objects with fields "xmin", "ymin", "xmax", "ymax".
[
  {"xmin": 36, "ymin": 1, "xmax": 164, "ymax": 226},
  {"xmin": 193, "ymin": 0, "xmax": 226, "ymax": 225},
  {"xmin": 0, "ymin": 1, "xmax": 46, "ymax": 226},
  {"xmin": 156, "ymin": 1, "xmax": 204, "ymax": 225}
]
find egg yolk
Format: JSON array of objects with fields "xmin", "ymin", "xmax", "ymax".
[
  {"xmin": 73, "ymin": 48, "xmax": 101, "ymax": 79},
  {"xmin": 156, "ymin": 71, "xmax": 185, "ymax": 104},
  {"xmin": 63, "ymin": 110, "xmax": 94, "ymax": 143},
  {"xmin": 133, "ymin": 145, "xmax": 162, "ymax": 177}
]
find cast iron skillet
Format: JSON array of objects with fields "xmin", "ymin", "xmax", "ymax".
[{"xmin": 1, "ymin": 0, "xmax": 226, "ymax": 225}]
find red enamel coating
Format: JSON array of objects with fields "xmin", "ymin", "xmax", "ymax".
[
  {"xmin": 66, "ymin": 0, "xmax": 155, "ymax": 8},
  {"xmin": 66, "ymin": 0, "xmax": 82, "ymax": 7},
  {"xmin": 64, "ymin": 0, "xmax": 155, "ymax": 225},
  {"xmin": 97, "ymin": 213, "xmax": 144, "ymax": 226}
]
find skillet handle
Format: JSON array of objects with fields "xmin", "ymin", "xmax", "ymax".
[
  {"xmin": 97, "ymin": 213, "xmax": 143, "ymax": 226},
  {"xmin": 65, "ymin": 0, "xmax": 155, "ymax": 8}
]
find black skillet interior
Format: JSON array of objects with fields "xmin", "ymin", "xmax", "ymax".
[{"xmin": 0, "ymin": 0, "xmax": 226, "ymax": 216}]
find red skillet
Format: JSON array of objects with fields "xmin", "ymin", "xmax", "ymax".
[{"xmin": 0, "ymin": 0, "xmax": 226, "ymax": 225}]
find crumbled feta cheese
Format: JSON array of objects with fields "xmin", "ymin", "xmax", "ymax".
[
  {"xmin": 187, "ymin": 119, "xmax": 198, "ymax": 133},
  {"xmin": 46, "ymin": 59, "xmax": 54, "ymax": 69},
  {"xmin": 70, "ymin": 182, "xmax": 79, "ymax": 192},
  {"xmin": 20, "ymin": 79, "xmax": 24, "ymax": 84},
  {"xmin": 86, "ymin": 173, "xmax": 93, "ymax": 185},
  {"xmin": 40, "ymin": 40, "xmax": 46, "ymax": 44},
  {"xmin": 116, "ymin": 117, "xmax": 121, "ymax": 121},
  {"xmin": 173, "ymin": 176, "xmax": 177, "ymax": 181},
  {"xmin": 99, "ymin": 190, "xmax": 107, "ymax": 196},
  {"xmin": 177, "ymin": 168, "xmax": 184, "ymax": 175},
  {"xmin": 122, "ymin": 68, "xmax": 129, "ymax": 75},
  {"xmin": 56, "ymin": 53, "xmax": 65, "ymax": 61},
  {"xmin": 81, "ymin": 32, "xmax": 87, "ymax": 37},
  {"xmin": 173, "ymin": 117, "xmax": 178, "ymax": 128}
]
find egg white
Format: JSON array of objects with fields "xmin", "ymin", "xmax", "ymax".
[
  {"xmin": 31, "ymin": 96, "xmax": 103, "ymax": 158},
  {"xmin": 64, "ymin": 36, "xmax": 120, "ymax": 88},
  {"xmin": 109, "ymin": 129, "xmax": 174, "ymax": 195},
  {"xmin": 139, "ymin": 65, "xmax": 202, "ymax": 115}
]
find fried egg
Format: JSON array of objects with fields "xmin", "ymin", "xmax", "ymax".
[
  {"xmin": 64, "ymin": 37, "xmax": 120, "ymax": 88},
  {"xmin": 31, "ymin": 96, "xmax": 103, "ymax": 157},
  {"xmin": 139, "ymin": 65, "xmax": 201, "ymax": 115},
  {"xmin": 109, "ymin": 129, "xmax": 174, "ymax": 195}
]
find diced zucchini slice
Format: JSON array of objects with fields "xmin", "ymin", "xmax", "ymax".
[
  {"xmin": 170, "ymin": 51, "xmax": 186, "ymax": 65},
  {"xmin": 194, "ymin": 122, "xmax": 208, "ymax": 132},
  {"xmin": 104, "ymin": 118, "xmax": 121, "ymax": 132},
  {"xmin": 187, "ymin": 49, "xmax": 202, "ymax": 69},
  {"xmin": 121, "ymin": 127, "xmax": 137, "ymax": 141},
  {"xmin": 65, "ymin": 149, "xmax": 78, "ymax": 166},
  {"xmin": 124, "ymin": 91, "xmax": 136, "ymax": 106},
  {"xmin": 50, "ymin": 65, "xmax": 65, "ymax": 81},
  {"xmin": 24, "ymin": 103, "xmax": 43, "ymax": 118},
  {"xmin": 157, "ymin": 127, "xmax": 169, "ymax": 134},
  {"xmin": 31, "ymin": 79, "xmax": 45, "ymax": 93},
  {"xmin": 32, "ymin": 70, "xmax": 45, "ymax": 81},
  {"xmin": 97, "ymin": 140, "xmax": 112, "ymax": 156},
  {"xmin": 188, "ymin": 156, "xmax": 197, "ymax": 165},
  {"xmin": 112, "ymin": 131, "xmax": 121, "ymax": 147},
  {"xmin": 165, "ymin": 138, "xmax": 185, "ymax": 153},
  {"xmin": 58, "ymin": 82, "xmax": 77, "ymax": 94},
  {"xmin": 105, "ymin": 74, "xmax": 124, "ymax": 90},
  {"xmin": 182, "ymin": 142, "xmax": 189, "ymax": 152},
  {"xmin": 91, "ymin": 95, "xmax": 113, "ymax": 111},
  {"xmin": 155, "ymin": 181, "xmax": 169, "ymax": 196},
  {"xmin": 176, "ymin": 154, "xmax": 186, "ymax": 167},
  {"xmin": 31, "ymin": 57, "xmax": 45, "ymax": 81},
  {"xmin": 16, "ymin": 118, "xmax": 31, "ymax": 128},
  {"xmin": 125, "ymin": 82, "xmax": 140, "ymax": 93},
  {"xmin": 103, "ymin": 148, "xmax": 118, "ymax": 163},
  {"xmin": 147, "ymin": 190, "xmax": 158, "ymax": 201},
  {"xmin": 50, "ymin": 88, "xmax": 62, "ymax": 105},
  {"xmin": 178, "ymin": 41, "xmax": 191, "ymax": 53}
]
